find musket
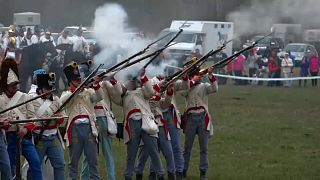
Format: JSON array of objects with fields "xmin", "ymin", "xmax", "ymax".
[
  {"xmin": 34, "ymin": 64, "xmax": 103, "ymax": 145},
  {"xmin": 161, "ymin": 49, "xmax": 220, "ymax": 91},
  {"xmin": 199, "ymin": 32, "xmax": 274, "ymax": 75},
  {"xmin": 143, "ymin": 29, "xmax": 183, "ymax": 68},
  {"xmin": 15, "ymin": 125, "xmax": 22, "ymax": 180},
  {"xmin": 165, "ymin": 39, "xmax": 233, "ymax": 82},
  {"xmin": 0, "ymin": 89, "xmax": 56, "ymax": 115},
  {"xmin": 9, "ymin": 116, "xmax": 69, "ymax": 124},
  {"xmin": 91, "ymin": 32, "xmax": 173, "ymax": 81}
]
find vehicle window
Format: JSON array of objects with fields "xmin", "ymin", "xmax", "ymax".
[
  {"xmin": 306, "ymin": 46, "xmax": 313, "ymax": 54},
  {"xmin": 196, "ymin": 34, "xmax": 203, "ymax": 45},
  {"xmin": 311, "ymin": 46, "xmax": 317, "ymax": 54},
  {"xmin": 173, "ymin": 33, "xmax": 195, "ymax": 43}
]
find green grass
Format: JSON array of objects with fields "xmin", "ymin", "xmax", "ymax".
[{"xmin": 67, "ymin": 83, "xmax": 320, "ymax": 180}]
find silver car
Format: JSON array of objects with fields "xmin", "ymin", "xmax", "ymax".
[{"xmin": 284, "ymin": 43, "xmax": 318, "ymax": 62}]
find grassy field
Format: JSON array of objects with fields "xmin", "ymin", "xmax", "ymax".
[{"xmin": 68, "ymin": 82, "xmax": 320, "ymax": 179}]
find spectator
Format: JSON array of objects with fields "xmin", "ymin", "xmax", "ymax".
[
  {"xmin": 72, "ymin": 27, "xmax": 87, "ymax": 61},
  {"xmin": 299, "ymin": 58, "xmax": 309, "ymax": 87},
  {"xmin": 267, "ymin": 50, "xmax": 279, "ymax": 87},
  {"xmin": 246, "ymin": 48, "xmax": 260, "ymax": 83},
  {"xmin": 20, "ymin": 28, "xmax": 33, "ymax": 47},
  {"xmin": 309, "ymin": 55, "xmax": 319, "ymax": 87},
  {"xmin": 57, "ymin": 30, "xmax": 72, "ymax": 45},
  {"xmin": 281, "ymin": 52, "xmax": 294, "ymax": 87},
  {"xmin": 31, "ymin": 27, "xmax": 41, "ymax": 44},
  {"xmin": 267, "ymin": 49, "xmax": 280, "ymax": 87},
  {"xmin": 190, "ymin": 48, "xmax": 202, "ymax": 60},
  {"xmin": 40, "ymin": 30, "xmax": 56, "ymax": 46},
  {"xmin": 233, "ymin": 53, "xmax": 245, "ymax": 85}
]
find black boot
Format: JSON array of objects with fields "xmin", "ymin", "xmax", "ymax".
[
  {"xmin": 168, "ymin": 172, "xmax": 176, "ymax": 180},
  {"xmin": 200, "ymin": 170, "xmax": 208, "ymax": 180},
  {"xmin": 136, "ymin": 174, "xmax": 143, "ymax": 180},
  {"xmin": 176, "ymin": 171, "xmax": 183, "ymax": 180},
  {"xmin": 158, "ymin": 175, "xmax": 165, "ymax": 180},
  {"xmin": 182, "ymin": 169, "xmax": 187, "ymax": 179},
  {"xmin": 149, "ymin": 172, "xmax": 157, "ymax": 180},
  {"xmin": 125, "ymin": 176, "xmax": 132, "ymax": 180}
]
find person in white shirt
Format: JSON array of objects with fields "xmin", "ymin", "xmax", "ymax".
[
  {"xmin": 21, "ymin": 29, "xmax": 33, "ymax": 47},
  {"xmin": 2, "ymin": 29, "xmax": 19, "ymax": 50},
  {"xmin": 281, "ymin": 52, "xmax": 294, "ymax": 87},
  {"xmin": 30, "ymin": 28, "xmax": 41, "ymax": 45},
  {"xmin": 40, "ymin": 31, "xmax": 56, "ymax": 47},
  {"xmin": 57, "ymin": 30, "xmax": 72, "ymax": 45},
  {"xmin": 71, "ymin": 28, "xmax": 87, "ymax": 61}
]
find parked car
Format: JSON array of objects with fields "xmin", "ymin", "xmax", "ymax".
[
  {"xmin": 62, "ymin": 26, "xmax": 88, "ymax": 36},
  {"xmin": 243, "ymin": 36, "xmax": 284, "ymax": 58},
  {"xmin": 283, "ymin": 43, "xmax": 318, "ymax": 64},
  {"xmin": 82, "ymin": 30, "xmax": 96, "ymax": 45}
]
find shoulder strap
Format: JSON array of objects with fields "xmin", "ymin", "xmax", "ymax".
[
  {"xmin": 5, "ymin": 92, "xmax": 23, "ymax": 110},
  {"xmin": 36, "ymin": 99, "xmax": 53, "ymax": 117}
]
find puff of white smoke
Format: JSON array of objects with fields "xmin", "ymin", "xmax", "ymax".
[
  {"xmin": 227, "ymin": 0, "xmax": 319, "ymax": 37},
  {"xmin": 92, "ymin": 3, "xmax": 152, "ymax": 82},
  {"xmin": 146, "ymin": 59, "xmax": 179, "ymax": 77}
]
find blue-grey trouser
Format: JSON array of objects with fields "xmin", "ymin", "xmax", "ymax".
[
  {"xmin": 68, "ymin": 123, "xmax": 100, "ymax": 180},
  {"xmin": 81, "ymin": 116, "xmax": 115, "ymax": 180},
  {"xmin": 0, "ymin": 132, "xmax": 11, "ymax": 180},
  {"xmin": 6, "ymin": 132, "xmax": 42, "ymax": 180},
  {"xmin": 35, "ymin": 133, "xmax": 65, "ymax": 180},
  {"xmin": 183, "ymin": 112, "xmax": 209, "ymax": 172},
  {"xmin": 124, "ymin": 119, "xmax": 164, "ymax": 178},
  {"xmin": 163, "ymin": 107, "xmax": 184, "ymax": 173},
  {"xmin": 135, "ymin": 126, "xmax": 175, "ymax": 174}
]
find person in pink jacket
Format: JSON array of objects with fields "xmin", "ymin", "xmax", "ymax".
[
  {"xmin": 309, "ymin": 55, "xmax": 319, "ymax": 87},
  {"xmin": 233, "ymin": 53, "xmax": 246, "ymax": 85}
]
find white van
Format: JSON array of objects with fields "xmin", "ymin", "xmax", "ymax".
[{"xmin": 158, "ymin": 20, "xmax": 233, "ymax": 61}]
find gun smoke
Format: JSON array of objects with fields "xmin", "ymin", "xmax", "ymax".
[
  {"xmin": 92, "ymin": 3, "xmax": 179, "ymax": 82},
  {"xmin": 227, "ymin": 0, "xmax": 320, "ymax": 36}
]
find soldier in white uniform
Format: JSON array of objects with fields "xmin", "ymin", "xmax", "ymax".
[
  {"xmin": 32, "ymin": 72, "xmax": 65, "ymax": 180},
  {"xmin": 162, "ymin": 75, "xmax": 190, "ymax": 180},
  {"xmin": 0, "ymin": 59, "xmax": 13, "ymax": 180},
  {"xmin": 79, "ymin": 62, "xmax": 121, "ymax": 180},
  {"xmin": 60, "ymin": 61, "xmax": 103, "ymax": 180},
  {"xmin": 0, "ymin": 58, "xmax": 43, "ymax": 180},
  {"xmin": 135, "ymin": 76, "xmax": 176, "ymax": 180},
  {"xmin": 181, "ymin": 67, "xmax": 217, "ymax": 180},
  {"xmin": 113, "ymin": 69, "xmax": 165, "ymax": 180}
]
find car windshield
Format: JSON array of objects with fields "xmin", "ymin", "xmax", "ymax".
[
  {"xmin": 285, "ymin": 45, "xmax": 306, "ymax": 52},
  {"xmin": 173, "ymin": 33, "xmax": 195, "ymax": 43},
  {"xmin": 82, "ymin": 31, "xmax": 93, "ymax": 39}
]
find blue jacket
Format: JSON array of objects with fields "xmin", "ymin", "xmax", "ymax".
[{"xmin": 300, "ymin": 61, "xmax": 309, "ymax": 76}]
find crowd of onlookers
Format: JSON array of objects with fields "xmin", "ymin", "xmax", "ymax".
[{"xmin": 218, "ymin": 48, "xmax": 320, "ymax": 87}]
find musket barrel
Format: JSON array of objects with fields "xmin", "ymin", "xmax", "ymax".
[
  {"xmin": 9, "ymin": 116, "xmax": 69, "ymax": 124},
  {"xmin": 0, "ymin": 89, "xmax": 56, "ymax": 115}
]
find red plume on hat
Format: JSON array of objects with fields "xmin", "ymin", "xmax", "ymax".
[{"xmin": 0, "ymin": 57, "xmax": 19, "ymax": 91}]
